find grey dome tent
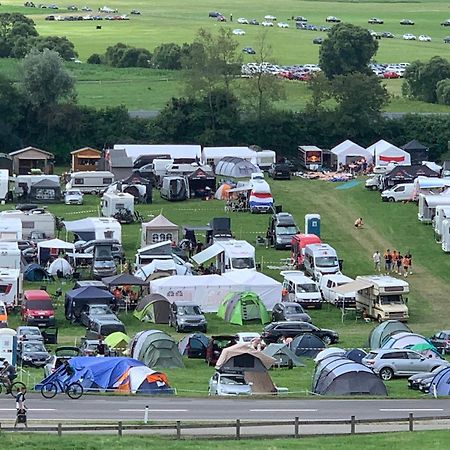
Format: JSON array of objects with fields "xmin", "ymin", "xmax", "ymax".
[
  {"xmin": 429, "ymin": 367, "xmax": 450, "ymax": 397},
  {"xmin": 368, "ymin": 320, "xmax": 411, "ymax": 349},
  {"xmin": 215, "ymin": 157, "xmax": 261, "ymax": 179},
  {"xmin": 262, "ymin": 344, "xmax": 303, "ymax": 368},
  {"xmin": 344, "ymin": 348, "xmax": 367, "ymax": 364},
  {"xmin": 130, "ymin": 330, "xmax": 184, "ymax": 369},
  {"xmin": 314, "ymin": 347, "xmax": 346, "ymax": 364},
  {"xmin": 381, "ymin": 332, "xmax": 430, "ymax": 350},
  {"xmin": 312, "ymin": 356, "xmax": 387, "ymax": 396},
  {"xmin": 291, "ymin": 334, "xmax": 325, "ymax": 358},
  {"xmin": 178, "ymin": 333, "xmax": 209, "ymax": 359},
  {"xmin": 133, "ymin": 293, "xmax": 171, "ymax": 323}
]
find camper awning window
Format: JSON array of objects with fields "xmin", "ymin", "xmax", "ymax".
[
  {"xmin": 191, "ymin": 243, "xmax": 223, "ymax": 265},
  {"xmin": 332, "ymin": 279, "xmax": 374, "ymax": 294}
]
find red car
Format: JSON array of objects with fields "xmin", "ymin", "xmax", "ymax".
[
  {"xmin": 383, "ymin": 71, "xmax": 400, "ymax": 79},
  {"xmin": 21, "ymin": 290, "xmax": 55, "ymax": 327}
]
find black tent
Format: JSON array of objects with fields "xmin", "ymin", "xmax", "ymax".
[
  {"xmin": 64, "ymin": 286, "xmax": 114, "ymax": 321},
  {"xmin": 382, "ymin": 164, "xmax": 439, "ymax": 189},
  {"xmin": 401, "ymin": 140, "xmax": 429, "ymax": 165},
  {"xmin": 102, "ymin": 273, "xmax": 149, "ymax": 288},
  {"xmin": 122, "ymin": 171, "xmax": 153, "ymax": 203},
  {"xmin": 188, "ymin": 168, "xmax": 216, "ymax": 198},
  {"xmin": 291, "ymin": 334, "xmax": 325, "ymax": 358},
  {"xmin": 29, "ymin": 179, "xmax": 61, "ymax": 203}
]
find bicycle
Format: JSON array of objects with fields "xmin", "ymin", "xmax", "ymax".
[
  {"xmin": 40, "ymin": 379, "xmax": 83, "ymax": 399},
  {"xmin": 0, "ymin": 379, "xmax": 26, "ymax": 397}
]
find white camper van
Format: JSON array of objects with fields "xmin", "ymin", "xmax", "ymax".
[
  {"xmin": 65, "ymin": 171, "xmax": 114, "ymax": 194},
  {"xmin": 101, "ymin": 192, "xmax": 135, "ymax": 218},
  {"xmin": 303, "ymin": 243, "xmax": 340, "ymax": 280},
  {"xmin": 418, "ymin": 193, "xmax": 450, "ymax": 223},
  {"xmin": 0, "ymin": 268, "xmax": 22, "ymax": 308},
  {"xmin": 0, "ymin": 209, "xmax": 55, "ymax": 239},
  {"xmin": 0, "ymin": 218, "xmax": 22, "ymax": 241},
  {"xmin": 319, "ymin": 274, "xmax": 356, "ymax": 309},
  {"xmin": 0, "ymin": 242, "xmax": 21, "ymax": 270},
  {"xmin": 280, "ymin": 270, "xmax": 322, "ymax": 309},
  {"xmin": 381, "ymin": 183, "xmax": 415, "ymax": 202}
]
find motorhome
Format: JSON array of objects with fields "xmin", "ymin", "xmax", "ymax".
[
  {"xmin": 0, "ymin": 269, "xmax": 22, "ymax": 309},
  {"xmin": 418, "ymin": 193, "xmax": 450, "ymax": 223},
  {"xmin": 160, "ymin": 176, "xmax": 189, "ymax": 201},
  {"xmin": 101, "ymin": 192, "xmax": 135, "ymax": 218},
  {"xmin": 0, "ymin": 169, "xmax": 8, "ymax": 201},
  {"xmin": 280, "ymin": 270, "xmax": 322, "ymax": 309},
  {"xmin": 249, "ymin": 178, "xmax": 273, "ymax": 214},
  {"xmin": 290, "ymin": 233, "xmax": 322, "ymax": 269},
  {"xmin": 0, "ymin": 209, "xmax": 55, "ymax": 239},
  {"xmin": 269, "ymin": 213, "xmax": 297, "ymax": 249},
  {"xmin": 65, "ymin": 171, "xmax": 114, "ymax": 194},
  {"xmin": 433, "ymin": 206, "xmax": 450, "ymax": 243},
  {"xmin": 63, "ymin": 217, "xmax": 122, "ymax": 243},
  {"xmin": 0, "ymin": 242, "xmax": 21, "ymax": 270},
  {"xmin": 256, "ymin": 150, "xmax": 276, "ymax": 171},
  {"xmin": 381, "ymin": 183, "xmax": 415, "ymax": 202},
  {"xmin": 0, "ymin": 218, "xmax": 22, "ymax": 241},
  {"xmin": 298, "ymin": 145, "xmax": 322, "ymax": 171},
  {"xmin": 319, "ymin": 274, "xmax": 356, "ymax": 309},
  {"xmin": 303, "ymin": 243, "xmax": 340, "ymax": 280},
  {"xmin": 14, "ymin": 174, "xmax": 60, "ymax": 196},
  {"xmin": 353, "ymin": 275, "xmax": 409, "ymax": 322}
]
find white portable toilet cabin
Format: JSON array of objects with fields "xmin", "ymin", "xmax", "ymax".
[
  {"xmin": 433, "ymin": 206, "xmax": 450, "ymax": 243},
  {"xmin": 418, "ymin": 193, "xmax": 450, "ymax": 223},
  {"xmin": 101, "ymin": 192, "xmax": 135, "ymax": 217},
  {"xmin": 442, "ymin": 219, "xmax": 450, "ymax": 252},
  {"xmin": 0, "ymin": 328, "xmax": 17, "ymax": 364}
]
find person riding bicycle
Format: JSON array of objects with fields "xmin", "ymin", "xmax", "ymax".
[
  {"xmin": 0, "ymin": 360, "xmax": 16, "ymax": 394},
  {"xmin": 62, "ymin": 360, "xmax": 75, "ymax": 379}
]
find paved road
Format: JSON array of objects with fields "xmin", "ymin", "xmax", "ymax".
[{"xmin": 1, "ymin": 395, "xmax": 450, "ymax": 422}]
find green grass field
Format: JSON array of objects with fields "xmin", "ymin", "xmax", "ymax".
[{"xmin": 7, "ymin": 176, "xmax": 450, "ymax": 398}]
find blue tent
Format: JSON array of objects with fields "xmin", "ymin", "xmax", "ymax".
[
  {"xmin": 24, "ymin": 263, "xmax": 51, "ymax": 282},
  {"xmin": 429, "ymin": 367, "xmax": 450, "ymax": 397},
  {"xmin": 178, "ymin": 333, "xmax": 209, "ymax": 359},
  {"xmin": 35, "ymin": 357, "xmax": 174, "ymax": 394},
  {"xmin": 65, "ymin": 286, "xmax": 114, "ymax": 321},
  {"xmin": 291, "ymin": 334, "xmax": 325, "ymax": 358},
  {"xmin": 344, "ymin": 348, "xmax": 367, "ymax": 364}
]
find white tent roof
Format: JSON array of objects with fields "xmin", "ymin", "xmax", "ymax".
[
  {"xmin": 113, "ymin": 144, "xmax": 201, "ymax": 161},
  {"xmin": 330, "ymin": 140, "xmax": 373, "ymax": 165},
  {"xmin": 48, "ymin": 257, "xmax": 74, "ymax": 276},
  {"xmin": 142, "ymin": 214, "xmax": 178, "ymax": 230},
  {"xmin": 222, "ymin": 269, "xmax": 281, "ymax": 288},
  {"xmin": 63, "ymin": 217, "xmax": 120, "ymax": 233},
  {"xmin": 423, "ymin": 195, "xmax": 450, "ymax": 208},
  {"xmin": 37, "ymin": 238, "xmax": 75, "ymax": 251},
  {"xmin": 367, "ymin": 139, "xmax": 411, "ymax": 165},
  {"xmin": 203, "ymin": 147, "xmax": 257, "ymax": 162}
]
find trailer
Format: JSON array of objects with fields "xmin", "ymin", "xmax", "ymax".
[
  {"xmin": 298, "ymin": 146, "xmax": 322, "ymax": 171},
  {"xmin": 0, "ymin": 242, "xmax": 21, "ymax": 270},
  {"xmin": 0, "ymin": 268, "xmax": 22, "ymax": 309},
  {"xmin": 101, "ymin": 192, "xmax": 135, "ymax": 218},
  {"xmin": 0, "ymin": 209, "xmax": 55, "ymax": 239},
  {"xmin": 65, "ymin": 171, "xmax": 114, "ymax": 194},
  {"xmin": 0, "ymin": 218, "xmax": 22, "ymax": 241}
]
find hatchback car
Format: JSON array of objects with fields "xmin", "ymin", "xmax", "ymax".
[
  {"xmin": 169, "ymin": 301, "xmax": 207, "ymax": 333},
  {"xmin": 242, "ymin": 47, "xmax": 256, "ymax": 54},
  {"xmin": 418, "ymin": 34, "xmax": 431, "ymax": 42},
  {"xmin": 80, "ymin": 303, "xmax": 118, "ymax": 328},
  {"xmin": 16, "ymin": 326, "xmax": 44, "ymax": 342},
  {"xmin": 368, "ymin": 18, "xmax": 383, "ymax": 24},
  {"xmin": 403, "ymin": 33, "xmax": 416, "ymax": 40},
  {"xmin": 362, "ymin": 349, "xmax": 447, "ymax": 380},
  {"xmin": 18, "ymin": 340, "xmax": 51, "ymax": 367},
  {"xmin": 237, "ymin": 17, "xmax": 248, "ymax": 24},
  {"xmin": 277, "ymin": 22, "xmax": 289, "ymax": 28},
  {"xmin": 261, "ymin": 21, "xmax": 273, "ymax": 27},
  {"xmin": 326, "ymin": 16, "xmax": 341, "ymax": 23},
  {"xmin": 232, "ymin": 28, "xmax": 246, "ymax": 35},
  {"xmin": 44, "ymin": 346, "xmax": 81, "ymax": 377},
  {"xmin": 400, "ymin": 19, "xmax": 414, "ymax": 25},
  {"xmin": 208, "ymin": 372, "xmax": 252, "ymax": 396},
  {"xmin": 64, "ymin": 189, "xmax": 83, "ymax": 205},
  {"xmin": 271, "ymin": 302, "xmax": 312, "ymax": 323}
]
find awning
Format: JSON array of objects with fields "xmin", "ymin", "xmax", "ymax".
[
  {"xmin": 332, "ymin": 279, "xmax": 374, "ymax": 294},
  {"xmin": 228, "ymin": 186, "xmax": 251, "ymax": 193},
  {"xmin": 191, "ymin": 243, "xmax": 223, "ymax": 265}
]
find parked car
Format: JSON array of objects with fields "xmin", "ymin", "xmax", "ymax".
[
  {"xmin": 444, "ymin": 36, "xmax": 450, "ymax": 43},
  {"xmin": 208, "ymin": 11, "xmax": 222, "ymax": 18},
  {"xmin": 400, "ymin": 19, "xmax": 415, "ymax": 25},
  {"xmin": 441, "ymin": 20, "xmax": 450, "ymax": 27},
  {"xmin": 235, "ymin": 332, "xmax": 260, "ymax": 344},
  {"xmin": 277, "ymin": 22, "xmax": 289, "ymax": 28},
  {"xmin": 383, "ymin": 71, "xmax": 400, "ymax": 79},
  {"xmin": 407, "ymin": 365, "xmax": 448, "ymax": 390},
  {"xmin": 403, "ymin": 33, "xmax": 416, "ymax": 40},
  {"xmin": 16, "ymin": 326, "xmax": 44, "ymax": 342},
  {"xmin": 429, "ymin": 330, "xmax": 450, "ymax": 354},
  {"xmin": 169, "ymin": 301, "xmax": 207, "ymax": 333},
  {"xmin": 232, "ymin": 28, "xmax": 246, "ymax": 35},
  {"xmin": 326, "ymin": 16, "xmax": 341, "ymax": 23},
  {"xmin": 75, "ymin": 239, "xmax": 124, "ymax": 261},
  {"xmin": 44, "ymin": 346, "xmax": 82, "ymax": 377},
  {"xmin": 237, "ymin": 17, "xmax": 248, "ymax": 24},
  {"xmin": 418, "ymin": 34, "xmax": 431, "ymax": 42},
  {"xmin": 64, "ymin": 189, "xmax": 84, "ymax": 205},
  {"xmin": 18, "ymin": 340, "xmax": 51, "ymax": 367},
  {"xmin": 261, "ymin": 321, "xmax": 339, "ymax": 344},
  {"xmin": 295, "ymin": 16, "xmax": 308, "ymax": 22},
  {"xmin": 80, "ymin": 303, "xmax": 118, "ymax": 328},
  {"xmin": 268, "ymin": 163, "xmax": 291, "ymax": 179},
  {"xmin": 264, "ymin": 15, "xmax": 276, "ymax": 21},
  {"xmin": 382, "ymin": 31, "xmax": 395, "ymax": 38},
  {"xmin": 368, "ymin": 18, "xmax": 383, "ymax": 24},
  {"xmin": 130, "ymin": 9, "xmax": 140, "ymax": 14},
  {"xmin": 81, "ymin": 6, "xmax": 92, "ymax": 11},
  {"xmin": 242, "ymin": 47, "xmax": 256, "ymax": 54},
  {"xmin": 88, "ymin": 317, "xmax": 126, "ymax": 338},
  {"xmin": 312, "ymin": 37, "xmax": 323, "ymax": 45},
  {"xmin": 21, "ymin": 290, "xmax": 55, "ymax": 327},
  {"xmin": 208, "ymin": 372, "xmax": 252, "ymax": 396},
  {"xmin": 362, "ymin": 349, "xmax": 447, "ymax": 380},
  {"xmin": 271, "ymin": 302, "xmax": 312, "ymax": 323},
  {"xmin": 248, "ymin": 19, "xmax": 259, "ymax": 25},
  {"xmin": 261, "ymin": 20, "xmax": 273, "ymax": 27}
]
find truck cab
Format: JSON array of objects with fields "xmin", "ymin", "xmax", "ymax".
[
  {"xmin": 303, "ymin": 243, "xmax": 340, "ymax": 280},
  {"xmin": 280, "ymin": 270, "xmax": 322, "ymax": 309}
]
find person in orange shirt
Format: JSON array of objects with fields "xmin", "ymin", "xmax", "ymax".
[
  {"xmin": 391, "ymin": 250, "xmax": 398, "ymax": 273},
  {"xmin": 402, "ymin": 255, "xmax": 409, "ymax": 277}
]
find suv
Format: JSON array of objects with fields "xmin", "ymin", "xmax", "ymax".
[
  {"xmin": 169, "ymin": 301, "xmax": 207, "ymax": 333},
  {"xmin": 21, "ymin": 290, "xmax": 55, "ymax": 327},
  {"xmin": 261, "ymin": 321, "xmax": 339, "ymax": 345},
  {"xmin": 271, "ymin": 302, "xmax": 311, "ymax": 323},
  {"xmin": 268, "ymin": 163, "xmax": 291, "ymax": 180},
  {"xmin": 80, "ymin": 303, "xmax": 118, "ymax": 328},
  {"xmin": 362, "ymin": 349, "xmax": 447, "ymax": 380}
]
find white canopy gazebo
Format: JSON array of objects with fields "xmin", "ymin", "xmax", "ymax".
[
  {"xmin": 366, "ymin": 139, "xmax": 411, "ymax": 166},
  {"xmin": 37, "ymin": 238, "xmax": 75, "ymax": 265},
  {"xmin": 330, "ymin": 140, "xmax": 373, "ymax": 166}
]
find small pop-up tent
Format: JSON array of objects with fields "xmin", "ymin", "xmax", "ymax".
[
  {"xmin": 368, "ymin": 320, "xmax": 412, "ymax": 349},
  {"xmin": 104, "ymin": 332, "xmax": 130, "ymax": 352},
  {"xmin": 178, "ymin": 333, "xmax": 209, "ymax": 359},
  {"xmin": 429, "ymin": 367, "xmax": 450, "ymax": 397},
  {"xmin": 134, "ymin": 293, "xmax": 171, "ymax": 323},
  {"xmin": 291, "ymin": 334, "xmax": 326, "ymax": 358},
  {"xmin": 217, "ymin": 291, "xmax": 270, "ymax": 325},
  {"xmin": 262, "ymin": 343, "xmax": 303, "ymax": 368},
  {"xmin": 47, "ymin": 257, "xmax": 74, "ymax": 277},
  {"xmin": 381, "ymin": 332, "xmax": 430, "ymax": 350},
  {"xmin": 312, "ymin": 356, "xmax": 387, "ymax": 396},
  {"xmin": 23, "ymin": 263, "xmax": 51, "ymax": 282},
  {"xmin": 129, "ymin": 330, "xmax": 184, "ymax": 369}
]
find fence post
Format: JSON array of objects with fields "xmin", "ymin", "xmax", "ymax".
[
  {"xmin": 58, "ymin": 423, "xmax": 62, "ymax": 437},
  {"xmin": 176, "ymin": 420, "xmax": 181, "ymax": 440},
  {"xmin": 294, "ymin": 416, "xmax": 299, "ymax": 438},
  {"xmin": 350, "ymin": 415, "xmax": 356, "ymax": 435},
  {"xmin": 118, "ymin": 421, "xmax": 123, "ymax": 437},
  {"xmin": 144, "ymin": 406, "xmax": 149, "ymax": 424},
  {"xmin": 409, "ymin": 413, "xmax": 414, "ymax": 432},
  {"xmin": 236, "ymin": 419, "xmax": 241, "ymax": 440}
]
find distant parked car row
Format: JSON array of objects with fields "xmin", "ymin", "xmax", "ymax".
[{"xmin": 45, "ymin": 14, "xmax": 129, "ymax": 21}]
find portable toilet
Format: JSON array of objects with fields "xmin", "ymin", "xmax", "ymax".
[
  {"xmin": 305, "ymin": 214, "xmax": 321, "ymax": 237},
  {"xmin": 0, "ymin": 328, "xmax": 17, "ymax": 365},
  {"xmin": 442, "ymin": 219, "xmax": 450, "ymax": 252}
]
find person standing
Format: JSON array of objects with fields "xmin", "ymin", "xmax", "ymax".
[
  {"xmin": 402, "ymin": 255, "xmax": 410, "ymax": 277},
  {"xmin": 391, "ymin": 250, "xmax": 398, "ymax": 273},
  {"xmin": 406, "ymin": 252, "xmax": 413, "ymax": 275},
  {"xmin": 384, "ymin": 249, "xmax": 392, "ymax": 274},
  {"xmin": 14, "ymin": 387, "xmax": 27, "ymax": 428},
  {"xmin": 396, "ymin": 253, "xmax": 403, "ymax": 276},
  {"xmin": 372, "ymin": 251, "xmax": 381, "ymax": 272}
]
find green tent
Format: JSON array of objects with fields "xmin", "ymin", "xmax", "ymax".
[
  {"xmin": 104, "ymin": 332, "xmax": 130, "ymax": 349},
  {"xmin": 133, "ymin": 293, "xmax": 171, "ymax": 323},
  {"xmin": 217, "ymin": 291, "xmax": 270, "ymax": 325}
]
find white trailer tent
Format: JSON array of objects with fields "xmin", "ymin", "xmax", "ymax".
[
  {"xmin": 0, "ymin": 218, "xmax": 22, "ymax": 241},
  {"xmin": 418, "ymin": 193, "xmax": 450, "ymax": 223},
  {"xmin": 330, "ymin": 140, "xmax": 373, "ymax": 166},
  {"xmin": 113, "ymin": 145, "xmax": 202, "ymax": 164},
  {"xmin": 215, "ymin": 157, "xmax": 261, "ymax": 178},
  {"xmin": 141, "ymin": 214, "xmax": 179, "ymax": 247},
  {"xmin": 101, "ymin": 192, "xmax": 135, "ymax": 217},
  {"xmin": 63, "ymin": 217, "xmax": 122, "ymax": 242},
  {"xmin": 202, "ymin": 147, "xmax": 257, "ymax": 166},
  {"xmin": 366, "ymin": 140, "xmax": 411, "ymax": 167},
  {"xmin": 37, "ymin": 238, "xmax": 75, "ymax": 264}
]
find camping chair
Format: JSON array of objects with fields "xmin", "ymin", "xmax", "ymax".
[{"xmin": 255, "ymin": 236, "xmax": 265, "ymax": 247}]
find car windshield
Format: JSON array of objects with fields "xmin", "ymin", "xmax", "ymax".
[
  {"xmin": 284, "ymin": 305, "xmax": 304, "ymax": 314},
  {"xmin": 90, "ymin": 306, "xmax": 112, "ymax": 315},
  {"xmin": 380, "ymin": 295, "xmax": 404, "ymax": 305},
  {"xmin": 315, "ymin": 256, "xmax": 338, "ymax": 268},
  {"xmin": 220, "ymin": 376, "xmax": 246, "ymax": 385},
  {"xmin": 296, "ymin": 283, "xmax": 318, "ymax": 293},
  {"xmin": 23, "ymin": 328, "xmax": 41, "ymax": 336},
  {"xmin": 23, "ymin": 342, "xmax": 46, "ymax": 352},
  {"xmin": 276, "ymin": 226, "xmax": 297, "ymax": 235},
  {"xmin": 239, "ymin": 335, "xmax": 258, "ymax": 342},
  {"xmin": 27, "ymin": 300, "xmax": 52, "ymax": 310},
  {"xmin": 231, "ymin": 257, "xmax": 255, "ymax": 269},
  {"xmin": 179, "ymin": 306, "xmax": 201, "ymax": 316}
]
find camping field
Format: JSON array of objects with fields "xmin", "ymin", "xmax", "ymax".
[{"xmin": 7, "ymin": 175, "xmax": 450, "ymax": 398}]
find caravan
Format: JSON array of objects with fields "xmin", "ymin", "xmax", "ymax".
[
  {"xmin": 101, "ymin": 192, "xmax": 135, "ymax": 218},
  {"xmin": 256, "ymin": 150, "xmax": 276, "ymax": 171},
  {"xmin": 0, "ymin": 209, "xmax": 55, "ymax": 240},
  {"xmin": 441, "ymin": 219, "xmax": 450, "ymax": 252},
  {"xmin": 0, "ymin": 269, "xmax": 22, "ymax": 309},
  {"xmin": 303, "ymin": 243, "xmax": 340, "ymax": 280},
  {"xmin": 0, "ymin": 242, "xmax": 21, "ymax": 270},
  {"xmin": 65, "ymin": 171, "xmax": 114, "ymax": 194},
  {"xmin": 418, "ymin": 193, "xmax": 450, "ymax": 223},
  {"xmin": 64, "ymin": 217, "xmax": 122, "ymax": 242},
  {"xmin": 0, "ymin": 169, "xmax": 8, "ymax": 201},
  {"xmin": 433, "ymin": 206, "xmax": 450, "ymax": 243},
  {"xmin": 0, "ymin": 218, "xmax": 22, "ymax": 241}
]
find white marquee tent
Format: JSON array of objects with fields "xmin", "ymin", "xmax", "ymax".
[
  {"xmin": 366, "ymin": 139, "xmax": 411, "ymax": 166},
  {"xmin": 330, "ymin": 140, "xmax": 373, "ymax": 166}
]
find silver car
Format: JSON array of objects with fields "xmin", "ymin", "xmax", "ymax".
[
  {"xmin": 208, "ymin": 372, "xmax": 252, "ymax": 396},
  {"xmin": 362, "ymin": 349, "xmax": 447, "ymax": 380}
]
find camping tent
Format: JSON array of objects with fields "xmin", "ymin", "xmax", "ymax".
[
  {"xmin": 129, "ymin": 330, "xmax": 184, "ymax": 369},
  {"xmin": 35, "ymin": 356, "xmax": 173, "ymax": 394},
  {"xmin": 344, "ymin": 348, "xmax": 367, "ymax": 364},
  {"xmin": 215, "ymin": 157, "xmax": 261, "ymax": 178},
  {"xmin": 140, "ymin": 214, "xmax": 179, "ymax": 247},
  {"xmin": 64, "ymin": 286, "xmax": 114, "ymax": 321},
  {"xmin": 429, "ymin": 367, "xmax": 450, "ymax": 397},
  {"xmin": 29, "ymin": 178, "xmax": 61, "ymax": 203},
  {"xmin": 134, "ymin": 293, "xmax": 171, "ymax": 323},
  {"xmin": 262, "ymin": 343, "xmax": 303, "ymax": 368},
  {"xmin": 215, "ymin": 183, "xmax": 232, "ymax": 200},
  {"xmin": 381, "ymin": 332, "xmax": 430, "ymax": 350},
  {"xmin": 291, "ymin": 334, "xmax": 325, "ymax": 358},
  {"xmin": 406, "ymin": 342, "xmax": 441, "ymax": 359},
  {"xmin": 312, "ymin": 356, "xmax": 387, "ymax": 396},
  {"xmin": 37, "ymin": 239, "xmax": 75, "ymax": 265},
  {"xmin": 382, "ymin": 164, "xmax": 439, "ymax": 190},
  {"xmin": 134, "ymin": 259, "xmax": 180, "ymax": 281},
  {"xmin": 217, "ymin": 291, "xmax": 270, "ymax": 325},
  {"xmin": 104, "ymin": 332, "xmax": 130, "ymax": 350},
  {"xmin": 314, "ymin": 347, "xmax": 346, "ymax": 364},
  {"xmin": 330, "ymin": 140, "xmax": 373, "ymax": 166},
  {"xmin": 368, "ymin": 320, "xmax": 412, "ymax": 349},
  {"xmin": 178, "ymin": 333, "xmax": 209, "ymax": 358},
  {"xmin": 366, "ymin": 139, "xmax": 411, "ymax": 166},
  {"xmin": 47, "ymin": 257, "xmax": 74, "ymax": 277},
  {"xmin": 23, "ymin": 263, "xmax": 51, "ymax": 282},
  {"xmin": 102, "ymin": 273, "xmax": 149, "ymax": 288}
]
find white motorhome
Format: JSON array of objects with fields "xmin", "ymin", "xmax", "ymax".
[
  {"xmin": 433, "ymin": 206, "xmax": 450, "ymax": 243},
  {"xmin": 418, "ymin": 193, "xmax": 450, "ymax": 223},
  {"xmin": 65, "ymin": 171, "xmax": 114, "ymax": 194},
  {"xmin": 303, "ymin": 243, "xmax": 340, "ymax": 280},
  {"xmin": 381, "ymin": 183, "xmax": 415, "ymax": 202},
  {"xmin": 280, "ymin": 270, "xmax": 322, "ymax": 309},
  {"xmin": 14, "ymin": 174, "xmax": 60, "ymax": 195},
  {"xmin": 101, "ymin": 192, "xmax": 134, "ymax": 217},
  {"xmin": 0, "ymin": 218, "xmax": 22, "ymax": 241},
  {"xmin": 319, "ymin": 274, "xmax": 356, "ymax": 309},
  {"xmin": 63, "ymin": 217, "xmax": 122, "ymax": 242},
  {"xmin": 0, "ymin": 169, "xmax": 8, "ymax": 201},
  {"xmin": 0, "ymin": 268, "xmax": 22, "ymax": 308},
  {"xmin": 0, "ymin": 209, "xmax": 55, "ymax": 239},
  {"xmin": 0, "ymin": 242, "xmax": 21, "ymax": 270}
]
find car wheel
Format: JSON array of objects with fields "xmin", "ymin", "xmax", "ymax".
[
  {"xmin": 371, "ymin": 185, "xmax": 378, "ymax": 191},
  {"xmin": 272, "ymin": 314, "xmax": 276, "ymax": 322},
  {"xmin": 175, "ymin": 324, "xmax": 181, "ymax": 333},
  {"xmin": 377, "ymin": 315, "xmax": 383, "ymax": 323},
  {"xmin": 388, "ymin": 197, "xmax": 395, "ymax": 202},
  {"xmin": 379, "ymin": 367, "xmax": 394, "ymax": 381},
  {"xmin": 322, "ymin": 335, "xmax": 332, "ymax": 345}
]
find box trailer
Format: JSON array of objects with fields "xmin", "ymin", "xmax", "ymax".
[
  {"xmin": 65, "ymin": 171, "xmax": 114, "ymax": 194},
  {"xmin": 298, "ymin": 146, "xmax": 322, "ymax": 171}
]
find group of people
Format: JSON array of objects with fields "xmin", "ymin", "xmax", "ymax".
[
  {"xmin": 225, "ymin": 194, "xmax": 248, "ymax": 213},
  {"xmin": 373, "ymin": 249, "xmax": 413, "ymax": 277}
]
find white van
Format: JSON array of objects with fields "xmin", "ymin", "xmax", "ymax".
[
  {"xmin": 303, "ymin": 243, "xmax": 340, "ymax": 280},
  {"xmin": 280, "ymin": 270, "xmax": 322, "ymax": 309},
  {"xmin": 0, "ymin": 209, "xmax": 55, "ymax": 239},
  {"xmin": 0, "ymin": 268, "xmax": 22, "ymax": 308},
  {"xmin": 65, "ymin": 171, "xmax": 114, "ymax": 194},
  {"xmin": 101, "ymin": 192, "xmax": 135, "ymax": 217},
  {"xmin": 381, "ymin": 183, "xmax": 415, "ymax": 202},
  {"xmin": 319, "ymin": 274, "xmax": 356, "ymax": 308}
]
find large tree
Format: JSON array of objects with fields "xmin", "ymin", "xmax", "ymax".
[
  {"xmin": 0, "ymin": 13, "xmax": 37, "ymax": 57},
  {"xmin": 319, "ymin": 23, "xmax": 378, "ymax": 79}
]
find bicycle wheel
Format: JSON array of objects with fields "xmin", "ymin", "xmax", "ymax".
[
  {"xmin": 41, "ymin": 382, "xmax": 58, "ymax": 399},
  {"xmin": 66, "ymin": 382, "xmax": 83, "ymax": 399},
  {"xmin": 10, "ymin": 381, "xmax": 26, "ymax": 397}
]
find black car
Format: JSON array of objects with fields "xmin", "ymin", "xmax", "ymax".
[
  {"xmin": 368, "ymin": 18, "xmax": 383, "ymax": 24},
  {"xmin": 18, "ymin": 340, "xmax": 51, "ymax": 367},
  {"xmin": 382, "ymin": 32, "xmax": 395, "ymax": 38},
  {"xmin": 271, "ymin": 302, "xmax": 311, "ymax": 323},
  {"xmin": 429, "ymin": 330, "xmax": 450, "ymax": 354},
  {"xmin": 208, "ymin": 11, "xmax": 222, "ymax": 18},
  {"xmin": 400, "ymin": 19, "xmax": 414, "ymax": 25},
  {"xmin": 248, "ymin": 19, "xmax": 259, "ymax": 25},
  {"xmin": 242, "ymin": 47, "xmax": 256, "ymax": 55},
  {"xmin": 312, "ymin": 37, "xmax": 323, "ymax": 45},
  {"xmin": 261, "ymin": 321, "xmax": 339, "ymax": 344},
  {"xmin": 80, "ymin": 303, "xmax": 118, "ymax": 328},
  {"xmin": 294, "ymin": 16, "xmax": 308, "ymax": 22},
  {"xmin": 444, "ymin": 36, "xmax": 450, "ymax": 43},
  {"xmin": 408, "ymin": 365, "xmax": 447, "ymax": 390},
  {"xmin": 268, "ymin": 163, "xmax": 291, "ymax": 180},
  {"xmin": 169, "ymin": 301, "xmax": 207, "ymax": 333}
]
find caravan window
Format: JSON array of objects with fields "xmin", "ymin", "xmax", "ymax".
[
  {"xmin": 152, "ymin": 233, "xmax": 159, "ymax": 243},
  {"xmin": 231, "ymin": 257, "xmax": 255, "ymax": 269},
  {"xmin": 22, "ymin": 221, "xmax": 34, "ymax": 229},
  {"xmin": 103, "ymin": 178, "xmax": 113, "ymax": 184},
  {"xmin": 74, "ymin": 178, "xmax": 84, "ymax": 185},
  {"xmin": 104, "ymin": 231, "xmax": 113, "ymax": 239},
  {"xmin": 116, "ymin": 203, "xmax": 124, "ymax": 209}
]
